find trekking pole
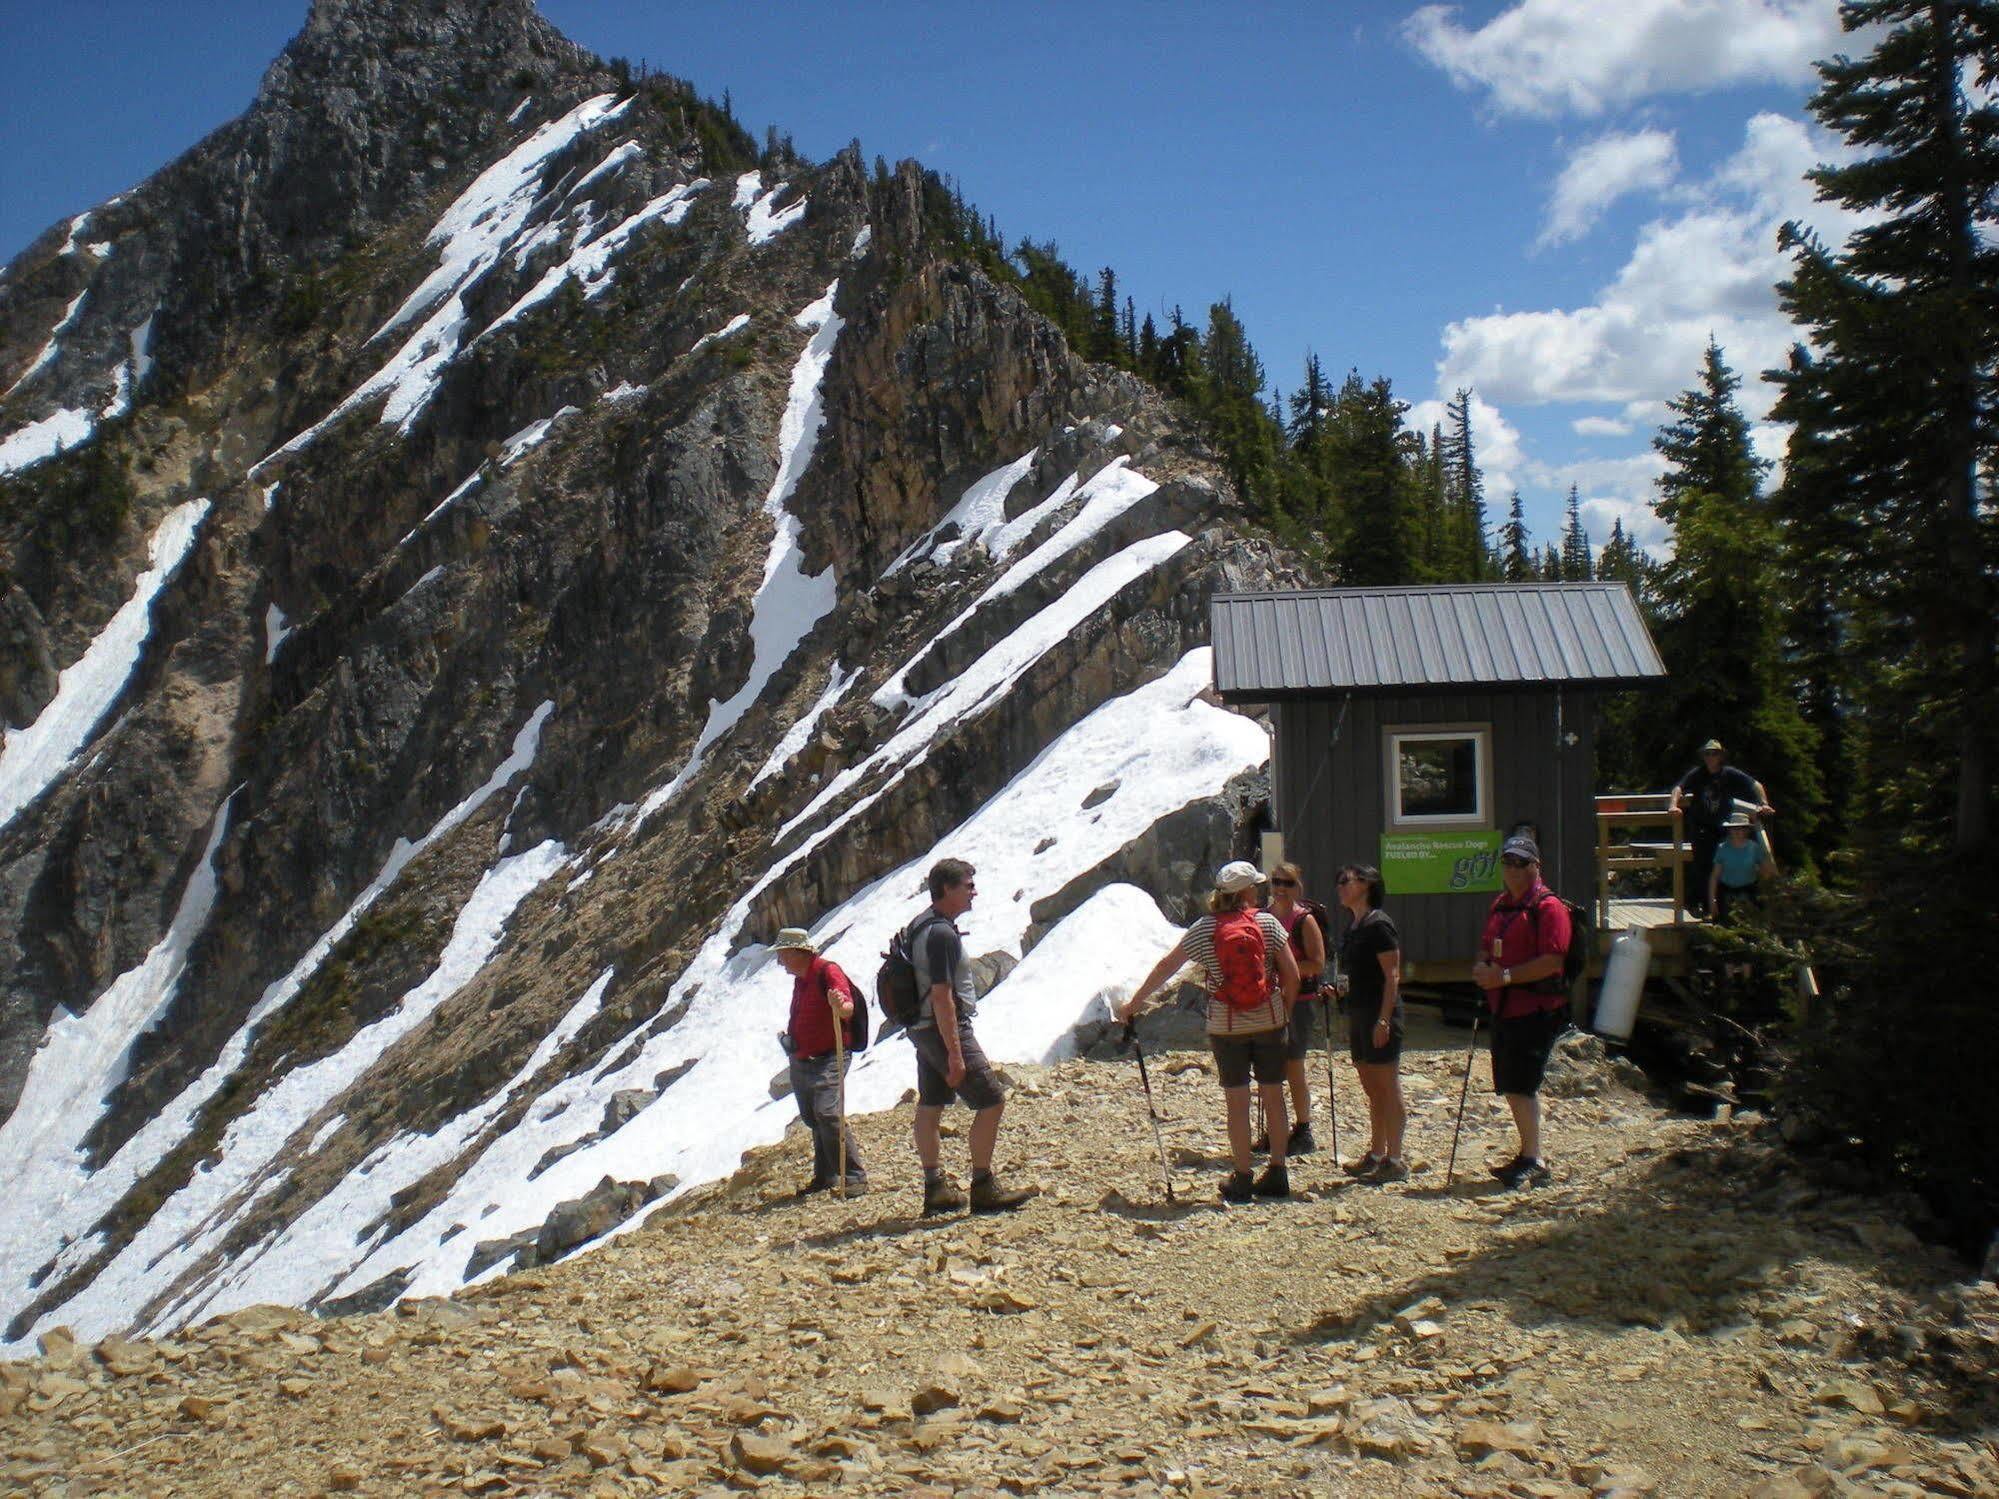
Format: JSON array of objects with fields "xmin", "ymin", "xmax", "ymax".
[
  {"xmin": 1319, "ymin": 988, "xmax": 1341, "ymax": 1163},
  {"xmin": 1445, "ymin": 1011, "xmax": 1481, "ymax": 1187},
  {"xmin": 1122, "ymin": 1021, "xmax": 1176, "ymax": 1203},
  {"xmin": 831, "ymin": 990, "xmax": 849, "ymax": 1199}
]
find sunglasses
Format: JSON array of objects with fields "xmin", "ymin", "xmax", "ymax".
[
  {"xmin": 1270, "ymin": 877, "xmax": 1298, "ymax": 887},
  {"xmin": 1501, "ymin": 856, "xmax": 1533, "ymax": 868},
  {"xmin": 1334, "ymin": 875, "xmax": 1358, "ymax": 886}
]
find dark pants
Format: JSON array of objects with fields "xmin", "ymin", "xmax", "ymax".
[
  {"xmin": 1688, "ymin": 827, "xmax": 1720, "ymax": 915},
  {"xmin": 790, "ymin": 1052, "xmax": 865, "ymax": 1187}
]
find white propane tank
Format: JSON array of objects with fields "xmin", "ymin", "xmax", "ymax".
[{"xmin": 1594, "ymin": 929, "xmax": 1652, "ymax": 1040}]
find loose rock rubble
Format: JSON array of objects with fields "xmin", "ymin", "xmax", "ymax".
[{"xmin": 4, "ymin": 1024, "xmax": 1993, "ymax": 1496}]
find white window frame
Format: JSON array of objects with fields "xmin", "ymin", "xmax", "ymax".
[{"xmin": 1385, "ymin": 725, "xmax": 1491, "ymax": 830}]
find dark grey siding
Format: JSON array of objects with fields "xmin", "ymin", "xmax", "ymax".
[{"xmin": 1272, "ymin": 690, "xmax": 1596, "ymax": 968}]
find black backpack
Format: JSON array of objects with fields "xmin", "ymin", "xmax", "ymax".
[
  {"xmin": 875, "ymin": 912, "xmax": 947, "ymax": 1032},
  {"xmin": 1527, "ymin": 890, "xmax": 1591, "ymax": 992}
]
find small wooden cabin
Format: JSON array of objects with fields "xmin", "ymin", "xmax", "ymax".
[{"xmin": 1211, "ymin": 583, "xmax": 1667, "ymax": 982}]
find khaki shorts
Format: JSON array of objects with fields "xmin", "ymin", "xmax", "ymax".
[{"xmin": 911, "ymin": 1014, "xmax": 1006, "ymax": 1110}]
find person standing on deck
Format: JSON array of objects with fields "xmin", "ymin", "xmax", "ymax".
[{"xmin": 1670, "ymin": 739, "xmax": 1774, "ymax": 917}]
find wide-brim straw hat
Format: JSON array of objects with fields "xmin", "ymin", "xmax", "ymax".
[{"xmin": 771, "ymin": 927, "xmax": 818, "ymax": 953}]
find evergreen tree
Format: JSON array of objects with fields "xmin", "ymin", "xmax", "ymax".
[
  {"xmin": 1324, "ymin": 371, "xmax": 1418, "ymax": 584},
  {"xmin": 1195, "ymin": 299, "xmax": 1281, "ymax": 509},
  {"xmin": 1440, "ymin": 388, "xmax": 1491, "ymax": 579},
  {"xmin": 1559, "ymin": 486, "xmax": 1593, "ymax": 580},
  {"xmin": 1498, "ymin": 491, "xmax": 1533, "ymax": 581},
  {"xmin": 1647, "ymin": 344, "xmax": 1821, "ymax": 853},
  {"xmin": 1286, "ymin": 354, "xmax": 1331, "ymax": 460},
  {"xmin": 1773, "ymin": 0, "xmax": 1999, "ymax": 854}
]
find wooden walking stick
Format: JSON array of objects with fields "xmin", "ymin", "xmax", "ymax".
[{"xmin": 830, "ymin": 983, "xmax": 849, "ymax": 1198}]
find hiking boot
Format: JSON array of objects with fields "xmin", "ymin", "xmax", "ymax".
[
  {"xmin": 1220, "ymin": 1169, "xmax": 1255, "ymax": 1204},
  {"xmin": 922, "ymin": 1175, "xmax": 968, "ymax": 1216},
  {"xmin": 1362, "ymin": 1156, "xmax": 1410, "ymax": 1185},
  {"xmin": 1492, "ymin": 1156, "xmax": 1552, "ymax": 1190},
  {"xmin": 968, "ymin": 1172, "xmax": 1036, "ymax": 1214},
  {"xmin": 1287, "ymin": 1122, "xmax": 1317, "ymax": 1156},
  {"xmin": 796, "ymin": 1177, "xmax": 833, "ymax": 1197},
  {"xmin": 832, "ymin": 1177, "xmax": 868, "ymax": 1198},
  {"xmin": 1344, "ymin": 1151, "xmax": 1384, "ymax": 1178},
  {"xmin": 1253, "ymin": 1162, "xmax": 1291, "ymax": 1199}
]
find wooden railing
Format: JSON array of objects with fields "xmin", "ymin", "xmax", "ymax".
[{"xmin": 1594, "ymin": 793, "xmax": 1689, "ymax": 929}]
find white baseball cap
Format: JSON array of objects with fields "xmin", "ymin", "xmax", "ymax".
[{"xmin": 1214, "ymin": 860, "xmax": 1267, "ymax": 894}]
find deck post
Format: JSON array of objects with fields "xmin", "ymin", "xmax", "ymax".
[{"xmin": 1670, "ymin": 805, "xmax": 1685, "ymax": 924}]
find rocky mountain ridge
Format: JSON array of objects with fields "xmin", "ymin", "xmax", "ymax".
[{"xmin": 0, "ymin": 0, "xmax": 1295, "ymax": 1349}]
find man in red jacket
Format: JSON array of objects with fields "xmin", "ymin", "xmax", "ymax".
[
  {"xmin": 774, "ymin": 928, "xmax": 866, "ymax": 1196},
  {"xmin": 1471, "ymin": 835, "xmax": 1571, "ymax": 1189}
]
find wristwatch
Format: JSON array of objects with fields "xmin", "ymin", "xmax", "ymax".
[{"xmin": 1501, "ymin": 967, "xmax": 1512, "ymax": 986}]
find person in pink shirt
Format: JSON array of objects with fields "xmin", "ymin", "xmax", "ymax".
[{"xmin": 1470, "ymin": 835, "xmax": 1572, "ymax": 1189}]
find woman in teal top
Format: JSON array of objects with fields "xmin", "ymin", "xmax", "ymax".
[{"xmin": 1709, "ymin": 813, "xmax": 1773, "ymax": 923}]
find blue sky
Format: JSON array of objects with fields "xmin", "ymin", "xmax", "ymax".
[{"xmin": 0, "ymin": 0, "xmax": 1865, "ymax": 553}]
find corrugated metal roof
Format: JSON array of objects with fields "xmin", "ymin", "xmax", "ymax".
[{"xmin": 1211, "ymin": 583, "xmax": 1666, "ymax": 700}]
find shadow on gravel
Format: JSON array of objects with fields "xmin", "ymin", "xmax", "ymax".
[{"xmin": 1290, "ymin": 1136, "xmax": 1998, "ymax": 1430}]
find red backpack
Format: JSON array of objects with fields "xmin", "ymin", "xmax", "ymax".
[{"xmin": 1212, "ymin": 910, "xmax": 1272, "ymax": 1010}]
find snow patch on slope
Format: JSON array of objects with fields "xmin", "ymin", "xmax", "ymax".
[
  {"xmin": 0, "ymin": 406, "xmax": 98, "ymax": 477},
  {"xmin": 749, "ymin": 664, "xmax": 855, "ymax": 791},
  {"xmin": 135, "ymin": 837, "xmax": 569, "ymax": 1334},
  {"xmin": 882, "ymin": 448, "xmax": 1039, "ymax": 577},
  {"xmin": 687, "ymin": 313, "xmax": 750, "ymax": 356},
  {"xmin": 260, "ymin": 95, "xmax": 633, "ymax": 459},
  {"xmin": 0, "ymin": 498, "xmax": 210, "ymax": 831},
  {"xmin": 627, "ymin": 281, "xmax": 844, "ymax": 829},
  {"xmin": 734, "ymin": 171, "xmax": 808, "ymax": 244},
  {"xmin": 0, "ymin": 705, "xmax": 559, "ymax": 1349},
  {"xmin": 3, "ymin": 290, "xmax": 87, "ymax": 398},
  {"xmin": 0, "ymin": 795, "xmax": 235, "ymax": 1331}
]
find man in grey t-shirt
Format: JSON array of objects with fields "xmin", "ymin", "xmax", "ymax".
[{"xmin": 904, "ymin": 857, "xmax": 1036, "ymax": 1217}]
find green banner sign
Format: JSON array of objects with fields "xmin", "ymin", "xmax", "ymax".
[{"xmin": 1379, "ymin": 830, "xmax": 1502, "ymax": 895}]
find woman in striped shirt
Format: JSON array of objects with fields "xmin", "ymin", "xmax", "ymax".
[{"xmin": 1117, "ymin": 861, "xmax": 1301, "ymax": 1202}]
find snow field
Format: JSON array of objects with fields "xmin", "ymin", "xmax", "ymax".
[
  {"xmin": 0, "ymin": 405, "xmax": 99, "ymax": 477},
  {"xmin": 0, "ymin": 704, "xmax": 554, "ymax": 1351},
  {"xmin": 324, "ymin": 648, "xmax": 1262, "ymax": 1299},
  {"xmin": 0, "ymin": 498, "xmax": 211, "ymax": 831}
]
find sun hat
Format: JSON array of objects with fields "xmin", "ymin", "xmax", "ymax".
[
  {"xmin": 1214, "ymin": 860, "xmax": 1267, "ymax": 894},
  {"xmin": 1500, "ymin": 834, "xmax": 1541, "ymax": 862},
  {"xmin": 1700, "ymin": 738, "xmax": 1725, "ymax": 754},
  {"xmin": 1723, "ymin": 812, "xmax": 1754, "ymax": 829},
  {"xmin": 771, "ymin": 927, "xmax": 818, "ymax": 953}
]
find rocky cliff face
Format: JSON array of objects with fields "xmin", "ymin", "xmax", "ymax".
[{"xmin": 0, "ymin": 0, "xmax": 1296, "ymax": 1350}]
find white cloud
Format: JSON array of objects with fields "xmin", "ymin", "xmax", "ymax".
[
  {"xmin": 1539, "ymin": 129, "xmax": 1679, "ymax": 247},
  {"xmin": 1437, "ymin": 112, "xmax": 1871, "ymax": 423},
  {"xmin": 1403, "ymin": 0, "xmax": 1844, "ymax": 119},
  {"xmin": 1572, "ymin": 415, "xmax": 1633, "ymax": 437}
]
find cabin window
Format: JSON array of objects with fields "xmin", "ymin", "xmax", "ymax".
[{"xmin": 1386, "ymin": 727, "xmax": 1490, "ymax": 829}]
